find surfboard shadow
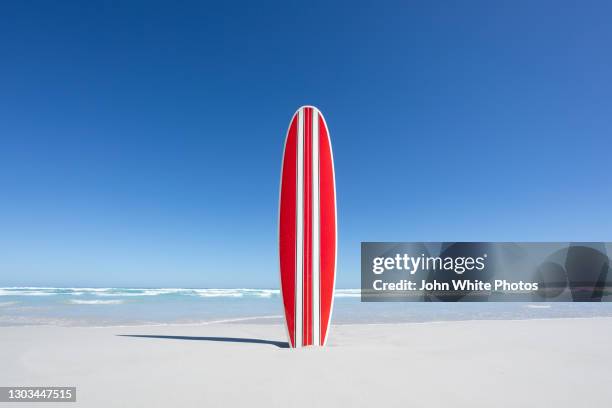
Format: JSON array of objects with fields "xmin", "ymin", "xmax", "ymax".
[{"xmin": 117, "ymin": 334, "xmax": 289, "ymax": 349}]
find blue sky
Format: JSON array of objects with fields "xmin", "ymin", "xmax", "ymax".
[{"xmin": 0, "ymin": 1, "xmax": 611, "ymax": 288}]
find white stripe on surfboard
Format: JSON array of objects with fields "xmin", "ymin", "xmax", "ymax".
[
  {"xmin": 312, "ymin": 109, "xmax": 320, "ymax": 346},
  {"xmin": 295, "ymin": 109, "xmax": 304, "ymax": 348},
  {"xmin": 319, "ymin": 110, "xmax": 336, "ymax": 347}
]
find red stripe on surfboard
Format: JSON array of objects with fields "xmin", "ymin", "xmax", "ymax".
[
  {"xmin": 279, "ymin": 114, "xmax": 298, "ymax": 348},
  {"xmin": 319, "ymin": 113, "xmax": 336, "ymax": 345},
  {"xmin": 303, "ymin": 107, "xmax": 313, "ymax": 346}
]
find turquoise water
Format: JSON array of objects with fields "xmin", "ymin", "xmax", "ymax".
[{"xmin": 1, "ymin": 288, "xmax": 612, "ymax": 326}]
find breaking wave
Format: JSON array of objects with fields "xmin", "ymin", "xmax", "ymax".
[
  {"xmin": 69, "ymin": 299, "xmax": 125, "ymax": 305},
  {"xmin": 335, "ymin": 289, "xmax": 361, "ymax": 298},
  {"xmin": 0, "ymin": 287, "xmax": 358, "ymax": 298}
]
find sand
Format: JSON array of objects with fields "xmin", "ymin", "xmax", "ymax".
[{"xmin": 1, "ymin": 318, "xmax": 611, "ymax": 407}]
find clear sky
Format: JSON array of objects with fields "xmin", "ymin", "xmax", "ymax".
[{"xmin": 1, "ymin": 1, "xmax": 611, "ymax": 288}]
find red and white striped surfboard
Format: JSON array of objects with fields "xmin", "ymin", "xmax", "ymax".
[{"xmin": 279, "ymin": 106, "xmax": 337, "ymax": 348}]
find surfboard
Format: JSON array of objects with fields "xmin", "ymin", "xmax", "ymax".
[{"xmin": 279, "ymin": 106, "xmax": 337, "ymax": 348}]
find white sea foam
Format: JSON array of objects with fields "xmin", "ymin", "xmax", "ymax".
[
  {"xmin": 0, "ymin": 287, "xmax": 361, "ymax": 299},
  {"xmin": 335, "ymin": 289, "xmax": 361, "ymax": 297},
  {"xmin": 192, "ymin": 289, "xmax": 279, "ymax": 298},
  {"xmin": 68, "ymin": 299, "xmax": 124, "ymax": 305},
  {"xmin": 96, "ymin": 289, "xmax": 183, "ymax": 297},
  {"xmin": 525, "ymin": 304, "xmax": 552, "ymax": 309},
  {"xmin": 0, "ymin": 289, "xmax": 57, "ymax": 296}
]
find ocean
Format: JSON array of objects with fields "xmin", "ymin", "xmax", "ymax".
[{"xmin": 1, "ymin": 287, "xmax": 612, "ymax": 327}]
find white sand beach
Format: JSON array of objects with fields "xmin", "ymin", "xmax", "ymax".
[{"xmin": 1, "ymin": 318, "xmax": 611, "ymax": 407}]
